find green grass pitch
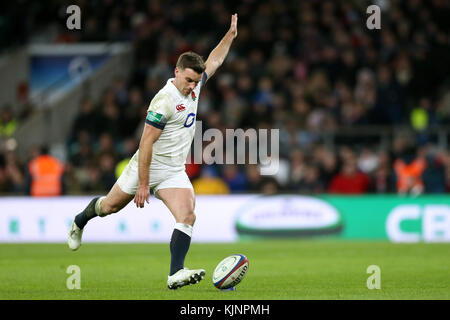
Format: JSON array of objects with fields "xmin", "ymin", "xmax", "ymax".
[{"xmin": 0, "ymin": 240, "xmax": 448, "ymax": 300}]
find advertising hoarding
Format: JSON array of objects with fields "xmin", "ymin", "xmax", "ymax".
[{"xmin": 0, "ymin": 195, "xmax": 449, "ymax": 243}]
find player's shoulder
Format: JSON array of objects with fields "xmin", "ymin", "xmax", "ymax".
[
  {"xmin": 148, "ymin": 91, "xmax": 171, "ymax": 114},
  {"xmin": 150, "ymin": 81, "xmax": 176, "ymax": 103},
  {"xmin": 150, "ymin": 90, "xmax": 172, "ymax": 104}
]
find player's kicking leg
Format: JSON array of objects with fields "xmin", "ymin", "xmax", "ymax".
[
  {"xmin": 157, "ymin": 187, "xmax": 205, "ymax": 289},
  {"xmin": 68, "ymin": 183, "xmax": 134, "ymax": 250}
]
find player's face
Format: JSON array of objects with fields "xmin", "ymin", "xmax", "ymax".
[{"xmin": 174, "ymin": 67, "xmax": 202, "ymax": 96}]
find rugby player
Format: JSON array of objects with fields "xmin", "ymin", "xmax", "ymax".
[{"xmin": 68, "ymin": 14, "xmax": 238, "ymax": 290}]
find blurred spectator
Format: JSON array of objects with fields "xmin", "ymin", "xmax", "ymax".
[
  {"xmin": 223, "ymin": 164, "xmax": 247, "ymax": 193},
  {"xmin": 69, "ymin": 98, "xmax": 98, "ymax": 144},
  {"xmin": 410, "ymin": 97, "xmax": 440, "ymax": 145},
  {"xmin": 295, "ymin": 164, "xmax": 325, "ymax": 194},
  {"xmin": 64, "ymin": 162, "xmax": 83, "ymax": 194},
  {"xmin": 80, "ymin": 162, "xmax": 106, "ymax": 192},
  {"xmin": 0, "ymin": 107, "xmax": 18, "ymax": 138},
  {"xmin": 410, "ymin": 97, "xmax": 437, "ymax": 131},
  {"xmin": 95, "ymin": 133, "xmax": 118, "ymax": 160},
  {"xmin": 27, "ymin": 146, "xmax": 65, "ymax": 197},
  {"xmin": 3, "ymin": 150, "xmax": 26, "ymax": 193},
  {"xmin": 445, "ymin": 152, "xmax": 450, "ymax": 192},
  {"xmin": 115, "ymin": 137, "xmax": 139, "ymax": 179},
  {"xmin": 436, "ymin": 90, "xmax": 450, "ymax": 124},
  {"xmin": 288, "ymin": 149, "xmax": 307, "ymax": 188},
  {"xmin": 121, "ymin": 86, "xmax": 145, "ymax": 138},
  {"xmin": 357, "ymin": 148, "xmax": 378, "ymax": 175},
  {"xmin": 97, "ymin": 91, "xmax": 122, "ymax": 139},
  {"xmin": 81, "ymin": 16, "xmax": 103, "ymax": 42},
  {"xmin": 98, "ymin": 153, "xmax": 117, "ymax": 191},
  {"xmin": 371, "ymin": 166, "xmax": 397, "ymax": 194},
  {"xmin": 70, "ymin": 137, "xmax": 94, "ymax": 168},
  {"xmin": 259, "ymin": 177, "xmax": 280, "ymax": 195},
  {"xmin": 185, "ymin": 156, "xmax": 202, "ymax": 180},
  {"xmin": 192, "ymin": 166, "xmax": 230, "ymax": 195},
  {"xmin": 421, "ymin": 147, "xmax": 447, "ymax": 194},
  {"xmin": 328, "ymin": 156, "xmax": 371, "ymax": 194},
  {"xmin": 16, "ymin": 81, "xmax": 34, "ymax": 121},
  {"xmin": 245, "ymin": 164, "xmax": 263, "ymax": 192},
  {"xmin": 370, "ymin": 150, "xmax": 396, "ymax": 194},
  {"xmin": 373, "ymin": 65, "xmax": 405, "ymax": 124},
  {"xmin": 0, "ymin": 154, "xmax": 10, "ymax": 192},
  {"xmin": 354, "ymin": 69, "xmax": 376, "ymax": 110},
  {"xmin": 318, "ymin": 149, "xmax": 339, "ymax": 187},
  {"xmin": 393, "ymin": 142, "xmax": 427, "ymax": 196}
]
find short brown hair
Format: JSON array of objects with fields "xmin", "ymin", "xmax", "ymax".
[{"xmin": 176, "ymin": 52, "xmax": 206, "ymax": 74}]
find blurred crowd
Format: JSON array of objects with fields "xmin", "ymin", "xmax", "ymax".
[{"xmin": 1, "ymin": 0, "xmax": 450, "ymax": 195}]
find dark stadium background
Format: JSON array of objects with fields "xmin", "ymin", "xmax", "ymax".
[{"xmin": 0, "ymin": 0, "xmax": 449, "ymax": 196}]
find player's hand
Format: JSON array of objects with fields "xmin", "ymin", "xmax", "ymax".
[
  {"xmin": 134, "ymin": 185, "xmax": 150, "ymax": 208},
  {"xmin": 229, "ymin": 13, "xmax": 238, "ymax": 39}
]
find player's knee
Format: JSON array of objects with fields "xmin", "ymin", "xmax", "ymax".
[
  {"xmin": 101, "ymin": 202, "xmax": 121, "ymax": 216},
  {"xmin": 181, "ymin": 211, "xmax": 196, "ymax": 226}
]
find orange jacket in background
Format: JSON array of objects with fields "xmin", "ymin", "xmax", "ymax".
[
  {"xmin": 28, "ymin": 155, "xmax": 65, "ymax": 197},
  {"xmin": 393, "ymin": 158, "xmax": 426, "ymax": 193}
]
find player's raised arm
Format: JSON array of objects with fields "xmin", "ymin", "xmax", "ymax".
[{"xmin": 204, "ymin": 13, "xmax": 238, "ymax": 81}]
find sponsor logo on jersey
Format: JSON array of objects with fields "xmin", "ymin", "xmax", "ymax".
[
  {"xmin": 184, "ymin": 113, "xmax": 196, "ymax": 128},
  {"xmin": 147, "ymin": 111, "xmax": 163, "ymax": 123},
  {"xmin": 145, "ymin": 111, "xmax": 166, "ymax": 129},
  {"xmin": 176, "ymin": 104, "xmax": 186, "ymax": 112}
]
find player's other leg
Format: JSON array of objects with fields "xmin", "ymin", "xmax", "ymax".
[
  {"xmin": 68, "ymin": 183, "xmax": 134, "ymax": 250},
  {"xmin": 157, "ymin": 187, "xmax": 205, "ymax": 289}
]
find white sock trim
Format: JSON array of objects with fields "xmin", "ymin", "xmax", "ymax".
[
  {"xmin": 95, "ymin": 196, "xmax": 106, "ymax": 217},
  {"xmin": 174, "ymin": 223, "xmax": 193, "ymax": 237}
]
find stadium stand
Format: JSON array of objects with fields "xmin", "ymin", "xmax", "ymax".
[{"xmin": 0, "ymin": 0, "xmax": 449, "ymax": 195}]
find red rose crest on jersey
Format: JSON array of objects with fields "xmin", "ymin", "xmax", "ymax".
[
  {"xmin": 191, "ymin": 91, "xmax": 196, "ymax": 101},
  {"xmin": 176, "ymin": 104, "xmax": 185, "ymax": 112}
]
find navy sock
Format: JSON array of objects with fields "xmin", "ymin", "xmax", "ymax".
[
  {"xmin": 74, "ymin": 197, "xmax": 100, "ymax": 229},
  {"xmin": 169, "ymin": 229, "xmax": 192, "ymax": 276}
]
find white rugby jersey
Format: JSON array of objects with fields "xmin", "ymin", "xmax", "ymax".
[{"xmin": 136, "ymin": 72, "xmax": 207, "ymax": 170}]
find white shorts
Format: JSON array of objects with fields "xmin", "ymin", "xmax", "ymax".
[{"xmin": 117, "ymin": 155, "xmax": 193, "ymax": 199}]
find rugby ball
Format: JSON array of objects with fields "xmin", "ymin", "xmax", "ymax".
[{"xmin": 212, "ymin": 254, "xmax": 249, "ymax": 289}]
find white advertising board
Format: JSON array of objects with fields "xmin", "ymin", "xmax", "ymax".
[
  {"xmin": 0, "ymin": 195, "xmax": 256, "ymax": 243},
  {"xmin": 2, "ymin": 195, "xmax": 448, "ymax": 243}
]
